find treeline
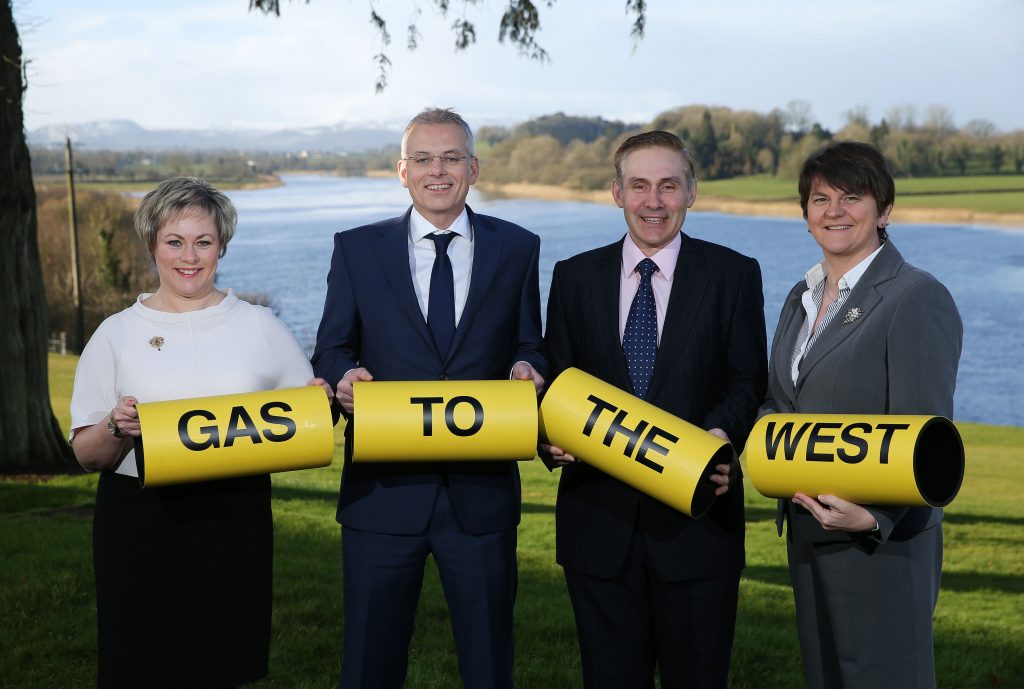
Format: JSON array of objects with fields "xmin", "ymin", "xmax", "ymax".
[
  {"xmin": 30, "ymin": 103, "xmax": 1024, "ymax": 191},
  {"xmin": 475, "ymin": 104, "xmax": 1024, "ymax": 190},
  {"xmin": 30, "ymin": 147, "xmax": 398, "ymax": 183}
]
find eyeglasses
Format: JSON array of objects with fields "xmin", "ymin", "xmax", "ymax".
[{"xmin": 402, "ymin": 154, "xmax": 474, "ymax": 168}]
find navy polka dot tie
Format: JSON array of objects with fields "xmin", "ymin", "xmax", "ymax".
[
  {"xmin": 427, "ymin": 232, "xmax": 457, "ymax": 356},
  {"xmin": 623, "ymin": 257, "xmax": 659, "ymax": 399}
]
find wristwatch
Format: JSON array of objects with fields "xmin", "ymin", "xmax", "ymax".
[{"xmin": 107, "ymin": 413, "xmax": 124, "ymax": 438}]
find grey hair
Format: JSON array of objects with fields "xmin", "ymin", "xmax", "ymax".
[
  {"xmin": 400, "ymin": 107, "xmax": 475, "ymax": 158},
  {"xmin": 134, "ymin": 177, "xmax": 238, "ymax": 257}
]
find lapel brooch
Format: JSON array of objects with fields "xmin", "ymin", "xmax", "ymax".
[
  {"xmin": 842, "ymin": 308, "xmax": 863, "ymax": 326},
  {"xmin": 148, "ymin": 336, "xmax": 165, "ymax": 350}
]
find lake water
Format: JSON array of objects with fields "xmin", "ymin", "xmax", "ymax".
[{"xmin": 217, "ymin": 174, "xmax": 1024, "ymax": 428}]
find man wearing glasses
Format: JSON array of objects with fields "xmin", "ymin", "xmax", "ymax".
[{"xmin": 313, "ymin": 107, "xmax": 546, "ymax": 689}]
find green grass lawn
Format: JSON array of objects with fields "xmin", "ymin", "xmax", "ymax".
[
  {"xmin": 1, "ymin": 355, "xmax": 1021, "ymax": 687},
  {"xmin": 698, "ymin": 174, "xmax": 1024, "ymax": 214}
]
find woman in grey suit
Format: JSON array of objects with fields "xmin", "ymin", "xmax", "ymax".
[{"xmin": 760, "ymin": 141, "xmax": 963, "ymax": 689}]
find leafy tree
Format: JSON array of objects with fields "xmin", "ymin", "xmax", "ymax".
[
  {"xmin": 689, "ymin": 110, "xmax": 718, "ymax": 175},
  {"xmin": 249, "ymin": 0, "xmax": 648, "ymax": 91},
  {"xmin": 988, "ymin": 144, "xmax": 1005, "ymax": 174}
]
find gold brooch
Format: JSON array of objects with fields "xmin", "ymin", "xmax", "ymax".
[
  {"xmin": 148, "ymin": 336, "xmax": 165, "ymax": 350},
  {"xmin": 842, "ymin": 308, "xmax": 863, "ymax": 325}
]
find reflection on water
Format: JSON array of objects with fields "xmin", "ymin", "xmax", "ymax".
[{"xmin": 218, "ymin": 175, "xmax": 1024, "ymax": 427}]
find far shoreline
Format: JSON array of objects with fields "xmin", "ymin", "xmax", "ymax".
[{"xmin": 474, "ymin": 181, "xmax": 1024, "ymax": 231}]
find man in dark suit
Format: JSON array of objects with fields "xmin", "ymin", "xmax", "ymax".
[
  {"xmin": 541, "ymin": 131, "xmax": 767, "ymax": 689},
  {"xmin": 312, "ymin": 107, "xmax": 546, "ymax": 689}
]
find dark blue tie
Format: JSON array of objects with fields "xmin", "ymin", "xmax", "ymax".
[
  {"xmin": 623, "ymin": 257, "xmax": 659, "ymax": 398},
  {"xmin": 427, "ymin": 232, "xmax": 457, "ymax": 355}
]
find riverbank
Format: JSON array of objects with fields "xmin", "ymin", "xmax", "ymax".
[{"xmin": 475, "ymin": 181, "xmax": 1024, "ymax": 229}]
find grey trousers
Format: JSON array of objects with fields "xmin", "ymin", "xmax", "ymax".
[{"xmin": 787, "ymin": 523, "xmax": 942, "ymax": 689}]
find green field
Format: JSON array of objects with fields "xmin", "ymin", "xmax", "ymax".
[
  {"xmin": 1, "ymin": 354, "xmax": 1021, "ymax": 688},
  {"xmin": 698, "ymin": 174, "xmax": 1024, "ymax": 214}
]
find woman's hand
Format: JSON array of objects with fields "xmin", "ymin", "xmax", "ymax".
[
  {"xmin": 72, "ymin": 396, "xmax": 137, "ymax": 472},
  {"xmin": 792, "ymin": 492, "xmax": 878, "ymax": 532},
  {"xmin": 111, "ymin": 396, "xmax": 141, "ymax": 438}
]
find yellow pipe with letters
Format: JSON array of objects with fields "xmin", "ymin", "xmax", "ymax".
[
  {"xmin": 538, "ymin": 367, "xmax": 731, "ymax": 518},
  {"xmin": 352, "ymin": 380, "xmax": 538, "ymax": 462},
  {"xmin": 744, "ymin": 414, "xmax": 964, "ymax": 506},
  {"xmin": 135, "ymin": 386, "xmax": 335, "ymax": 487}
]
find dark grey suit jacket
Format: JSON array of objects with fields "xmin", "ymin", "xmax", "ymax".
[
  {"xmin": 546, "ymin": 234, "xmax": 767, "ymax": 580},
  {"xmin": 762, "ymin": 240, "xmax": 963, "ymax": 542}
]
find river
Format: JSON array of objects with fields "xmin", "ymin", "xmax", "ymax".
[{"xmin": 217, "ymin": 174, "xmax": 1024, "ymax": 427}]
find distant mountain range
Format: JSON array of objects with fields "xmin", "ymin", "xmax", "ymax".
[{"xmin": 28, "ymin": 119, "xmax": 402, "ymax": 152}]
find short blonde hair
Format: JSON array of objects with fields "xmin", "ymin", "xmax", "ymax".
[{"xmin": 134, "ymin": 177, "xmax": 238, "ymax": 257}]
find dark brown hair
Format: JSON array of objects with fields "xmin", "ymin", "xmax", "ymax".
[{"xmin": 798, "ymin": 141, "xmax": 895, "ymax": 241}]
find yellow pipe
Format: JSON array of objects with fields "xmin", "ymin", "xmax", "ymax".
[
  {"xmin": 744, "ymin": 414, "xmax": 964, "ymax": 506},
  {"xmin": 352, "ymin": 380, "xmax": 538, "ymax": 462},
  {"xmin": 539, "ymin": 368, "xmax": 731, "ymax": 518},
  {"xmin": 135, "ymin": 386, "xmax": 334, "ymax": 487}
]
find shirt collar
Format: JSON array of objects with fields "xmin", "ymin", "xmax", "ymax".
[
  {"xmin": 621, "ymin": 232, "xmax": 682, "ymax": 281},
  {"xmin": 409, "ymin": 206, "xmax": 472, "ymax": 242},
  {"xmin": 803, "ymin": 243, "xmax": 885, "ymax": 292}
]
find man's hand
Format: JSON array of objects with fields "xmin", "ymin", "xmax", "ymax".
[
  {"xmin": 706, "ymin": 428, "xmax": 738, "ymax": 497},
  {"xmin": 307, "ymin": 377, "xmax": 335, "ymax": 400},
  {"xmin": 538, "ymin": 443, "xmax": 576, "ymax": 470},
  {"xmin": 336, "ymin": 368, "xmax": 373, "ymax": 415},
  {"xmin": 792, "ymin": 493, "xmax": 878, "ymax": 532},
  {"xmin": 512, "ymin": 361, "xmax": 545, "ymax": 395}
]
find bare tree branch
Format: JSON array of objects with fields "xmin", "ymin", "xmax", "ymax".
[{"xmin": 249, "ymin": 0, "xmax": 649, "ymax": 90}]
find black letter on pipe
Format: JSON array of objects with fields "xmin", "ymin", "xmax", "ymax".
[
  {"xmin": 411, "ymin": 397, "xmax": 444, "ymax": 436},
  {"xmin": 583, "ymin": 395, "xmax": 618, "ymax": 437},
  {"xmin": 807, "ymin": 422, "xmax": 842, "ymax": 462},
  {"xmin": 445, "ymin": 396, "xmax": 484, "ymax": 437},
  {"xmin": 764, "ymin": 421, "xmax": 812, "ymax": 461},
  {"xmin": 225, "ymin": 406, "xmax": 263, "ymax": 448},
  {"xmin": 261, "ymin": 402, "xmax": 296, "ymax": 442},
  {"xmin": 837, "ymin": 423, "xmax": 871, "ymax": 464},
  {"xmin": 635, "ymin": 425, "xmax": 677, "ymax": 474},
  {"xmin": 876, "ymin": 423, "xmax": 911, "ymax": 465},
  {"xmin": 178, "ymin": 409, "xmax": 218, "ymax": 451},
  {"xmin": 603, "ymin": 409, "xmax": 649, "ymax": 457}
]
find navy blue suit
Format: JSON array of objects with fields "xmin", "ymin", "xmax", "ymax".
[{"xmin": 312, "ymin": 205, "xmax": 546, "ymax": 688}]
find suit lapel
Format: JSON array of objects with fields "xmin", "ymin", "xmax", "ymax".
[
  {"xmin": 769, "ymin": 286, "xmax": 805, "ymax": 407},
  {"xmin": 796, "ymin": 242, "xmax": 905, "ymax": 392},
  {"xmin": 447, "ymin": 207, "xmax": 501, "ymax": 364},
  {"xmin": 592, "ymin": 240, "xmax": 632, "ymax": 391},
  {"xmin": 374, "ymin": 209, "xmax": 437, "ymax": 355},
  {"xmin": 646, "ymin": 234, "xmax": 707, "ymax": 401}
]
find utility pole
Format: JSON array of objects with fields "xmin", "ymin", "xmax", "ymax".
[{"xmin": 65, "ymin": 135, "xmax": 84, "ymax": 354}]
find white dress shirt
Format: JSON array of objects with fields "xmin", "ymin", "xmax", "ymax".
[{"xmin": 408, "ymin": 207, "xmax": 473, "ymax": 325}]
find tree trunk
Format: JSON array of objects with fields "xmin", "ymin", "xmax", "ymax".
[{"xmin": 1, "ymin": 1, "xmax": 79, "ymax": 473}]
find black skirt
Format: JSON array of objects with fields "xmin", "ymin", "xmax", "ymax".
[{"xmin": 93, "ymin": 472, "xmax": 273, "ymax": 689}]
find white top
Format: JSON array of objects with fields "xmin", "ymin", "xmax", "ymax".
[
  {"xmin": 408, "ymin": 206, "xmax": 473, "ymax": 324},
  {"xmin": 70, "ymin": 290, "xmax": 314, "ymax": 477}
]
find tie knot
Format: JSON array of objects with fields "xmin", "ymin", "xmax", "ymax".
[
  {"xmin": 636, "ymin": 257, "xmax": 659, "ymax": 281},
  {"xmin": 428, "ymin": 232, "xmax": 456, "ymax": 254}
]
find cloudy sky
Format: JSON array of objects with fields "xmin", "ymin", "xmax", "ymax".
[{"xmin": 13, "ymin": 0, "xmax": 1024, "ymax": 134}]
